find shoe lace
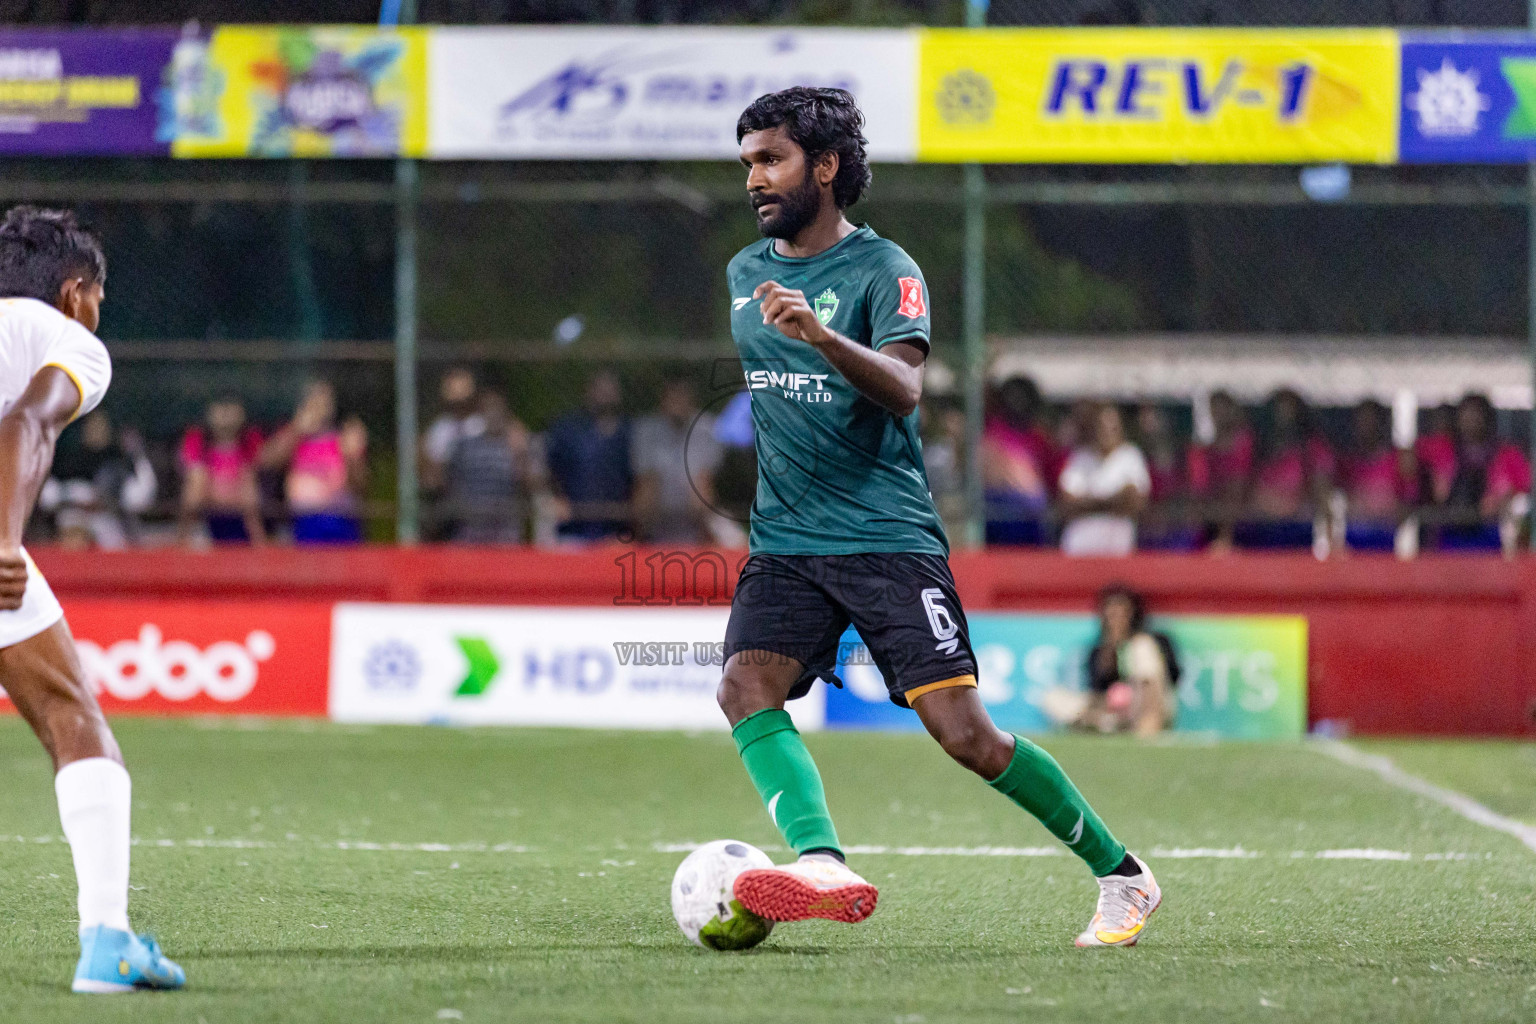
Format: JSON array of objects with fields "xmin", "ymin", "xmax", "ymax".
[{"xmin": 1099, "ymin": 881, "xmax": 1153, "ymax": 927}]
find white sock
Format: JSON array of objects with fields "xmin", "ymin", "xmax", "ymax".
[{"xmin": 54, "ymin": 757, "xmax": 132, "ymax": 933}]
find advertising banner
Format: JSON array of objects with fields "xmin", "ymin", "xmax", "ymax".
[
  {"xmin": 329, "ymin": 604, "xmax": 825, "ymax": 731},
  {"xmin": 170, "ymin": 25, "xmax": 427, "ymax": 157},
  {"xmin": 827, "ymin": 613, "xmax": 1307, "ymax": 739},
  {"xmin": 0, "ymin": 28, "xmax": 177, "ymax": 156},
  {"xmin": 1399, "ymin": 37, "xmax": 1536, "ymax": 163},
  {"xmin": 0, "ymin": 601, "xmax": 331, "ymax": 716},
  {"xmin": 918, "ymin": 29, "xmax": 1399, "ymax": 164},
  {"xmin": 427, "ymin": 27, "xmax": 917, "ymax": 161}
]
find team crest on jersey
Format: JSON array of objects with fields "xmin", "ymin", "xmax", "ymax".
[
  {"xmin": 897, "ymin": 277, "xmax": 926, "ymax": 319},
  {"xmin": 813, "ymin": 288, "xmax": 839, "ymax": 325}
]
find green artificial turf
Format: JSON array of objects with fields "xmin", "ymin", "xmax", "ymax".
[{"xmin": 0, "ymin": 719, "xmax": 1532, "ymax": 1023}]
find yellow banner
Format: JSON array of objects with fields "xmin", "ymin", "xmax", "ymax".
[
  {"xmin": 919, "ymin": 29, "xmax": 1399, "ymax": 164},
  {"xmin": 171, "ymin": 26, "xmax": 427, "ymax": 158}
]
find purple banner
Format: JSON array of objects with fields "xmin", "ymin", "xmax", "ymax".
[{"xmin": 0, "ymin": 29, "xmax": 178, "ymax": 156}]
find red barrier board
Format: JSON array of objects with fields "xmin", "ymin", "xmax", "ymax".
[{"xmin": 0, "ymin": 601, "xmax": 332, "ymax": 716}]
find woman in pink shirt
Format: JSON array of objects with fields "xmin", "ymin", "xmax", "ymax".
[
  {"xmin": 179, "ymin": 396, "xmax": 265, "ymax": 545},
  {"xmin": 260, "ymin": 381, "xmax": 369, "ymax": 544},
  {"xmin": 1439, "ymin": 394, "xmax": 1531, "ymax": 550},
  {"xmin": 1340, "ymin": 400, "xmax": 1416, "ymax": 552},
  {"xmin": 1186, "ymin": 391, "xmax": 1254, "ymax": 550},
  {"xmin": 1244, "ymin": 389, "xmax": 1335, "ymax": 549},
  {"xmin": 982, "ymin": 377, "xmax": 1060, "ymax": 545}
]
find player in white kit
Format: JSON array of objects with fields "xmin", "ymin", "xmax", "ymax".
[{"xmin": 0, "ymin": 207, "xmax": 183, "ymax": 992}]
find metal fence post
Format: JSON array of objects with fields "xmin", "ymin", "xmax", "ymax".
[
  {"xmin": 384, "ymin": 0, "xmax": 420, "ymax": 544},
  {"xmin": 961, "ymin": 0, "xmax": 988, "ymax": 549}
]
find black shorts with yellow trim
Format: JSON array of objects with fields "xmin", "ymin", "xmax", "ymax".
[{"xmin": 723, "ymin": 553, "xmax": 978, "ymax": 708}]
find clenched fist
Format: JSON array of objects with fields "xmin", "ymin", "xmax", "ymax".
[{"xmin": 0, "ymin": 548, "xmax": 27, "ymax": 611}]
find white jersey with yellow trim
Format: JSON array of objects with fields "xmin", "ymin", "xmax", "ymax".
[{"xmin": 0, "ymin": 297, "xmax": 111, "ymax": 421}]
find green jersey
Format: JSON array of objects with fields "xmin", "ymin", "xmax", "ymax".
[{"xmin": 727, "ymin": 225, "xmax": 948, "ymax": 557}]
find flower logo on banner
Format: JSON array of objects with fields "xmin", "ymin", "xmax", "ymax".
[
  {"xmin": 249, "ymin": 31, "xmax": 403, "ymax": 154},
  {"xmin": 1406, "ymin": 58, "xmax": 1491, "ymax": 138}
]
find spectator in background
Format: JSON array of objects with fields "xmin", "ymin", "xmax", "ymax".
[
  {"xmin": 42, "ymin": 410, "xmax": 156, "ymax": 549},
  {"xmin": 545, "ymin": 369, "xmax": 632, "ymax": 542},
  {"xmin": 1242, "ymin": 389, "xmax": 1334, "ymax": 549},
  {"xmin": 1187, "ymin": 391, "xmax": 1254, "ymax": 550},
  {"xmin": 1339, "ymin": 399, "xmax": 1415, "ymax": 552},
  {"xmin": 921, "ymin": 398, "xmax": 968, "ymax": 539},
  {"xmin": 1057, "ymin": 403, "xmax": 1150, "ymax": 556},
  {"xmin": 982, "ymin": 376, "xmax": 1059, "ymax": 545},
  {"xmin": 179, "ymin": 396, "xmax": 265, "ymax": 545},
  {"xmin": 1134, "ymin": 402, "xmax": 1197, "ymax": 551},
  {"xmin": 1077, "ymin": 585, "xmax": 1178, "ymax": 736},
  {"xmin": 632, "ymin": 379, "xmax": 736, "ymax": 545},
  {"xmin": 1416, "ymin": 403, "xmax": 1458, "ymax": 506},
  {"xmin": 421, "ymin": 366, "xmax": 484, "ymax": 499},
  {"xmin": 260, "ymin": 381, "xmax": 369, "ymax": 545},
  {"xmin": 1439, "ymin": 394, "xmax": 1531, "ymax": 551},
  {"xmin": 443, "ymin": 391, "xmax": 529, "ymax": 544}
]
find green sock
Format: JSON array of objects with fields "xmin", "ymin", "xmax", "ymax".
[
  {"xmin": 988, "ymin": 735, "xmax": 1126, "ymax": 876},
  {"xmin": 731, "ymin": 709, "xmax": 841, "ymax": 858}
]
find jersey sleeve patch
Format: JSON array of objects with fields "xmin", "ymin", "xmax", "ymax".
[{"xmin": 897, "ymin": 276, "xmax": 926, "ymax": 319}]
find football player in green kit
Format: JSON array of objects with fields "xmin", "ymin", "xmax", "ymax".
[{"xmin": 717, "ymin": 87, "xmax": 1161, "ymax": 948}]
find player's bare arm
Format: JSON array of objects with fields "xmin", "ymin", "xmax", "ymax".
[
  {"xmin": 754, "ymin": 279, "xmax": 924, "ymax": 417},
  {"xmin": 0, "ymin": 367, "xmax": 85, "ymax": 608}
]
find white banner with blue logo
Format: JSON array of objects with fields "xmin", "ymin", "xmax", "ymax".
[
  {"xmin": 329, "ymin": 603, "xmax": 826, "ymax": 731},
  {"xmin": 427, "ymin": 27, "xmax": 917, "ymax": 160}
]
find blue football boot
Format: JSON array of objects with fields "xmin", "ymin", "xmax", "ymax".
[{"xmin": 71, "ymin": 924, "xmax": 185, "ymax": 993}]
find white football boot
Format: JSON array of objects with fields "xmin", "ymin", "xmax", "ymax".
[
  {"xmin": 1075, "ymin": 852, "xmax": 1162, "ymax": 947},
  {"xmin": 733, "ymin": 853, "xmax": 878, "ymax": 924}
]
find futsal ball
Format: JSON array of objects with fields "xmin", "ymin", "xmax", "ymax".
[{"xmin": 671, "ymin": 839, "xmax": 775, "ymax": 951}]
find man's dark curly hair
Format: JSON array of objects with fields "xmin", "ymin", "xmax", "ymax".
[
  {"xmin": 0, "ymin": 205, "xmax": 106, "ymax": 304},
  {"xmin": 736, "ymin": 87, "xmax": 873, "ymax": 210}
]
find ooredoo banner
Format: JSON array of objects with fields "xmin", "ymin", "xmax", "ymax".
[
  {"xmin": 427, "ymin": 27, "xmax": 917, "ymax": 161},
  {"xmin": 918, "ymin": 28, "xmax": 1399, "ymax": 164},
  {"xmin": 0, "ymin": 601, "xmax": 332, "ymax": 716},
  {"xmin": 329, "ymin": 603, "xmax": 825, "ymax": 731},
  {"xmin": 828, "ymin": 613, "xmax": 1308, "ymax": 739},
  {"xmin": 0, "ymin": 28, "xmax": 178, "ymax": 155}
]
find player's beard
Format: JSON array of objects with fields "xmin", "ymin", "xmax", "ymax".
[{"xmin": 752, "ymin": 167, "xmax": 821, "ymax": 240}]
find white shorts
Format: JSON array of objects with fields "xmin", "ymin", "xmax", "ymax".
[{"xmin": 0, "ymin": 548, "xmax": 64, "ymax": 649}]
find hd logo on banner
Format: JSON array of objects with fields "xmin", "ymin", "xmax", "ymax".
[
  {"xmin": 1400, "ymin": 36, "xmax": 1536, "ymax": 163},
  {"xmin": 918, "ymin": 29, "xmax": 1399, "ymax": 164},
  {"xmin": 828, "ymin": 613, "xmax": 1307, "ymax": 739}
]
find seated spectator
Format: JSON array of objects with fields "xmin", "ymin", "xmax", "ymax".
[
  {"xmin": 632, "ymin": 379, "xmax": 736, "ymax": 545},
  {"xmin": 1186, "ymin": 391, "xmax": 1254, "ymax": 550},
  {"xmin": 1438, "ymin": 394, "xmax": 1531, "ymax": 551},
  {"xmin": 260, "ymin": 381, "xmax": 369, "ymax": 545},
  {"xmin": 442, "ymin": 392, "xmax": 529, "ymax": 544},
  {"xmin": 179, "ymin": 396, "xmax": 265, "ymax": 545},
  {"xmin": 1415, "ymin": 403, "xmax": 1458, "ymax": 506},
  {"xmin": 421, "ymin": 366, "xmax": 484, "ymax": 502},
  {"xmin": 1076, "ymin": 584, "xmax": 1179, "ymax": 736},
  {"xmin": 545, "ymin": 369, "xmax": 632, "ymax": 543},
  {"xmin": 982, "ymin": 376, "xmax": 1060, "ymax": 546},
  {"xmin": 921, "ymin": 398, "xmax": 968, "ymax": 539},
  {"xmin": 1241, "ymin": 389, "xmax": 1334, "ymax": 549},
  {"xmin": 1339, "ymin": 399, "xmax": 1415, "ymax": 552},
  {"xmin": 41, "ymin": 410, "xmax": 155, "ymax": 550},
  {"xmin": 1058, "ymin": 403, "xmax": 1150, "ymax": 557},
  {"xmin": 1134, "ymin": 402, "xmax": 1198, "ymax": 551}
]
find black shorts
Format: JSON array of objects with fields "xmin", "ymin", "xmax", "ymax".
[{"xmin": 723, "ymin": 553, "xmax": 978, "ymax": 707}]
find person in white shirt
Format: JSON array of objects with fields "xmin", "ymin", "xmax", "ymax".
[
  {"xmin": 0, "ymin": 206, "xmax": 183, "ymax": 992},
  {"xmin": 1057, "ymin": 403, "xmax": 1151, "ymax": 556}
]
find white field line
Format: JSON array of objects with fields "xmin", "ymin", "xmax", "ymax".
[
  {"xmin": 0, "ymin": 832, "xmax": 1487, "ymax": 862},
  {"xmin": 1314, "ymin": 740, "xmax": 1536, "ymax": 856}
]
